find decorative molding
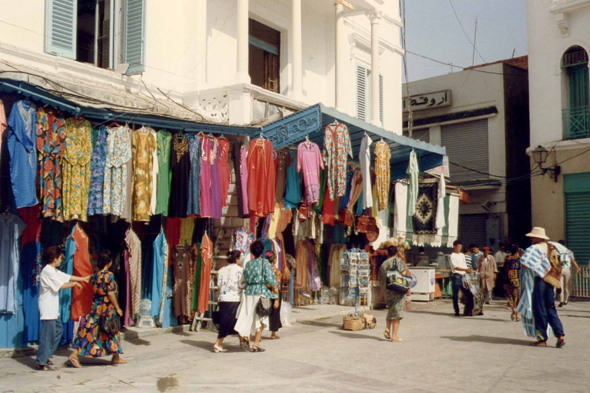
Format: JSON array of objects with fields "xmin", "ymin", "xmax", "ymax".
[
  {"xmin": 196, "ymin": 94, "xmax": 229, "ymax": 123},
  {"xmin": 368, "ymin": 10, "xmax": 382, "ymax": 24},
  {"xmin": 550, "ymin": 0, "xmax": 590, "ymax": 37},
  {"xmin": 260, "ymin": 105, "xmax": 321, "ymax": 148},
  {"xmin": 554, "ymin": 12, "xmax": 569, "ymax": 37},
  {"xmin": 343, "ymin": 19, "xmax": 396, "ymax": 52}
]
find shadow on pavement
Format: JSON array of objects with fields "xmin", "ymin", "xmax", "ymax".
[
  {"xmin": 124, "ymin": 337, "xmax": 151, "ymax": 346},
  {"xmin": 441, "ymin": 335, "xmax": 531, "ymax": 346},
  {"xmin": 329, "ymin": 330, "xmax": 385, "ymax": 342},
  {"xmin": 299, "ymin": 320, "xmax": 341, "ymax": 328},
  {"xmin": 411, "ymin": 310, "xmax": 512, "ymax": 323},
  {"xmin": 180, "ymin": 339, "xmax": 248, "ymax": 353}
]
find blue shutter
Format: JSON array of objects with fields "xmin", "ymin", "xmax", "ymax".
[
  {"xmin": 379, "ymin": 74, "xmax": 384, "ymax": 126},
  {"xmin": 45, "ymin": 0, "xmax": 77, "ymax": 60},
  {"xmin": 124, "ymin": 0, "xmax": 146, "ymax": 75}
]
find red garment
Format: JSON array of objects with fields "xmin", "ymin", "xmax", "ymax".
[
  {"xmin": 165, "ymin": 217, "xmax": 182, "ymax": 267},
  {"xmin": 197, "ymin": 233, "xmax": 213, "ymax": 314},
  {"xmin": 322, "ymin": 192, "xmax": 336, "ymax": 225},
  {"xmin": 218, "ymin": 139, "xmax": 231, "ymax": 208},
  {"xmin": 247, "ymin": 139, "xmax": 276, "ymax": 217},
  {"xmin": 18, "ymin": 205, "xmax": 40, "ymax": 249},
  {"xmin": 71, "ymin": 225, "xmax": 93, "ymax": 320}
]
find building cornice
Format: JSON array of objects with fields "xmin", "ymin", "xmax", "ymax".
[{"xmin": 550, "ymin": 0, "xmax": 590, "ymax": 37}]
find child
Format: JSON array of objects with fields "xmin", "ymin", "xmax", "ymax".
[{"xmin": 36, "ymin": 246, "xmax": 90, "ymax": 371}]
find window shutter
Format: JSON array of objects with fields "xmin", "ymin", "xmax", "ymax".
[
  {"xmin": 124, "ymin": 0, "xmax": 146, "ymax": 75},
  {"xmin": 356, "ymin": 65, "xmax": 367, "ymax": 121},
  {"xmin": 379, "ymin": 74, "xmax": 384, "ymax": 126},
  {"xmin": 45, "ymin": 0, "xmax": 77, "ymax": 60}
]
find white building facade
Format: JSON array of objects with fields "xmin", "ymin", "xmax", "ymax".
[
  {"xmin": 0, "ymin": 0, "xmax": 403, "ymax": 131},
  {"xmin": 528, "ymin": 0, "xmax": 590, "ymax": 264}
]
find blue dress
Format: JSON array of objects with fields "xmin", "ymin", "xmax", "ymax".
[
  {"xmin": 187, "ymin": 135, "xmax": 202, "ymax": 216},
  {"xmin": 59, "ymin": 226, "xmax": 77, "ymax": 323},
  {"xmin": 87, "ymin": 126, "xmax": 108, "ymax": 216},
  {"xmin": 151, "ymin": 232, "xmax": 167, "ymax": 317},
  {"xmin": 284, "ymin": 150, "xmax": 301, "ymax": 209},
  {"xmin": 7, "ymin": 100, "xmax": 38, "ymax": 208},
  {"xmin": 21, "ymin": 242, "xmax": 42, "ymax": 343}
]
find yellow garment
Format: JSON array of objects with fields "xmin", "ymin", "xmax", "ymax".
[
  {"xmin": 63, "ymin": 118, "xmax": 92, "ymax": 222},
  {"xmin": 374, "ymin": 141, "xmax": 391, "ymax": 210},
  {"xmin": 179, "ymin": 217, "xmax": 196, "ymax": 245},
  {"xmin": 268, "ymin": 202, "xmax": 281, "ymax": 239},
  {"xmin": 132, "ymin": 128, "xmax": 157, "ymax": 221}
]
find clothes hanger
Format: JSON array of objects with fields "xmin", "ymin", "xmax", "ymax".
[{"xmin": 219, "ymin": 134, "xmax": 226, "ymax": 139}]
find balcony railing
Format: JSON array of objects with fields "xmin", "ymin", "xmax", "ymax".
[{"xmin": 563, "ymin": 106, "xmax": 590, "ymax": 139}]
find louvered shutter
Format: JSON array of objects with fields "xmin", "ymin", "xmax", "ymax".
[
  {"xmin": 45, "ymin": 0, "xmax": 77, "ymax": 60},
  {"xmin": 459, "ymin": 214, "xmax": 487, "ymax": 248},
  {"xmin": 441, "ymin": 119, "xmax": 489, "ymax": 183},
  {"xmin": 356, "ymin": 65, "xmax": 367, "ymax": 121},
  {"xmin": 124, "ymin": 0, "xmax": 146, "ymax": 75},
  {"xmin": 379, "ymin": 74, "xmax": 384, "ymax": 126},
  {"xmin": 565, "ymin": 173, "xmax": 590, "ymax": 266}
]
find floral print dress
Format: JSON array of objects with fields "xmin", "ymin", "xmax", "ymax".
[
  {"xmin": 323, "ymin": 123, "xmax": 353, "ymax": 200},
  {"xmin": 62, "ymin": 118, "xmax": 92, "ymax": 222},
  {"xmin": 87, "ymin": 126, "xmax": 108, "ymax": 216},
  {"xmin": 72, "ymin": 270, "xmax": 123, "ymax": 357},
  {"xmin": 374, "ymin": 141, "xmax": 391, "ymax": 211},
  {"xmin": 103, "ymin": 126, "xmax": 132, "ymax": 216},
  {"xmin": 379, "ymin": 257, "xmax": 407, "ymax": 320},
  {"xmin": 132, "ymin": 128, "xmax": 157, "ymax": 221}
]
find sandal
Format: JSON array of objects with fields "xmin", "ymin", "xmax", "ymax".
[
  {"xmin": 391, "ymin": 337, "xmax": 403, "ymax": 342},
  {"xmin": 270, "ymin": 335, "xmax": 281, "ymax": 340},
  {"xmin": 35, "ymin": 365, "xmax": 49, "ymax": 371},
  {"xmin": 241, "ymin": 337, "xmax": 251, "ymax": 350},
  {"xmin": 111, "ymin": 355, "xmax": 128, "ymax": 365},
  {"xmin": 251, "ymin": 346, "xmax": 266, "ymax": 353},
  {"xmin": 213, "ymin": 345, "xmax": 228, "ymax": 353},
  {"xmin": 530, "ymin": 341, "xmax": 547, "ymax": 347},
  {"xmin": 68, "ymin": 353, "xmax": 82, "ymax": 368},
  {"xmin": 556, "ymin": 337, "xmax": 566, "ymax": 349},
  {"xmin": 384, "ymin": 330, "xmax": 391, "ymax": 340},
  {"xmin": 47, "ymin": 360, "xmax": 53, "ymax": 366}
]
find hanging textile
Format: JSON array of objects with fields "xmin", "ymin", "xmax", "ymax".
[
  {"xmin": 149, "ymin": 128, "xmax": 159, "ymax": 216},
  {"xmin": 275, "ymin": 148, "xmax": 291, "ymax": 202},
  {"xmin": 347, "ymin": 169, "xmax": 363, "ymax": 211},
  {"xmin": 407, "ymin": 150, "xmax": 419, "ymax": 216},
  {"xmin": 151, "ymin": 231, "xmax": 168, "ymax": 318},
  {"xmin": 267, "ymin": 203, "xmax": 281, "ymax": 239},
  {"xmin": 313, "ymin": 169, "xmax": 327, "ymax": 214},
  {"xmin": 169, "ymin": 133, "xmax": 190, "ymax": 218},
  {"xmin": 247, "ymin": 138, "xmax": 276, "ymax": 217},
  {"xmin": 187, "ymin": 135, "xmax": 202, "ymax": 216},
  {"xmin": 125, "ymin": 229, "xmax": 142, "ymax": 318},
  {"xmin": 87, "ymin": 126, "xmax": 108, "ymax": 217},
  {"xmin": 36, "ymin": 108, "xmax": 66, "ymax": 220},
  {"xmin": 394, "ymin": 183, "xmax": 408, "ymax": 238},
  {"xmin": 71, "ymin": 225, "xmax": 92, "ymax": 320},
  {"xmin": 103, "ymin": 125, "xmax": 132, "ymax": 217},
  {"xmin": 0, "ymin": 99, "xmax": 9, "ymax": 209},
  {"xmin": 157, "ymin": 248, "xmax": 169, "ymax": 327},
  {"xmin": 0, "ymin": 214, "xmax": 26, "ymax": 313},
  {"xmin": 374, "ymin": 141, "xmax": 391, "ymax": 211},
  {"xmin": 172, "ymin": 245, "xmax": 193, "ymax": 318},
  {"xmin": 412, "ymin": 183, "xmax": 439, "ymax": 245},
  {"xmin": 435, "ymin": 175, "xmax": 446, "ymax": 230},
  {"xmin": 21, "ymin": 241, "xmax": 41, "ymax": 343},
  {"xmin": 307, "ymin": 239, "xmax": 322, "ymax": 291},
  {"xmin": 359, "ymin": 134, "xmax": 373, "ymax": 209},
  {"xmin": 322, "ymin": 192, "xmax": 336, "ymax": 225},
  {"xmin": 197, "ymin": 233, "xmax": 213, "ymax": 314},
  {"xmin": 233, "ymin": 139, "xmax": 249, "ymax": 217},
  {"xmin": 59, "ymin": 225, "xmax": 77, "ymax": 322},
  {"xmin": 62, "ymin": 118, "xmax": 92, "ymax": 222},
  {"xmin": 132, "ymin": 127, "xmax": 157, "ymax": 222},
  {"xmin": 328, "ymin": 244, "xmax": 347, "ymax": 288},
  {"xmin": 199, "ymin": 136, "xmax": 213, "ymax": 217},
  {"xmin": 323, "ymin": 123, "xmax": 353, "ymax": 200},
  {"xmin": 218, "ymin": 138, "xmax": 231, "ymax": 208},
  {"xmin": 233, "ymin": 227, "xmax": 254, "ymax": 264},
  {"xmin": 191, "ymin": 244, "xmax": 202, "ymax": 311},
  {"xmin": 155, "ymin": 130, "xmax": 173, "ymax": 216},
  {"xmin": 18, "ymin": 205, "xmax": 41, "ymax": 249},
  {"xmin": 297, "ymin": 141, "xmax": 324, "ymax": 213},
  {"xmin": 179, "ymin": 217, "xmax": 196, "ymax": 245},
  {"xmin": 295, "ymin": 240, "xmax": 309, "ymax": 289},
  {"xmin": 284, "ymin": 149, "xmax": 301, "ymax": 210},
  {"xmin": 446, "ymin": 194, "xmax": 460, "ymax": 247},
  {"xmin": 339, "ymin": 165, "xmax": 354, "ymax": 210},
  {"xmin": 210, "ymin": 138, "xmax": 223, "ymax": 219},
  {"xmin": 8, "ymin": 100, "xmax": 38, "ymax": 209},
  {"xmin": 120, "ymin": 130, "xmax": 134, "ymax": 223}
]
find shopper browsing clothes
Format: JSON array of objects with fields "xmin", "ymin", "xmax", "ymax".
[
  {"xmin": 213, "ymin": 250, "xmax": 245, "ymax": 353},
  {"xmin": 69, "ymin": 251, "xmax": 126, "ymax": 367},
  {"xmin": 265, "ymin": 250, "xmax": 282, "ymax": 340},
  {"xmin": 557, "ymin": 240, "xmax": 581, "ymax": 307},
  {"xmin": 449, "ymin": 240, "xmax": 474, "ymax": 317},
  {"xmin": 234, "ymin": 240, "xmax": 278, "ymax": 353},
  {"xmin": 477, "ymin": 247, "xmax": 498, "ymax": 304},
  {"xmin": 36, "ymin": 247, "xmax": 90, "ymax": 371}
]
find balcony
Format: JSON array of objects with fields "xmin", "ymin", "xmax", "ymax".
[{"xmin": 563, "ymin": 106, "xmax": 590, "ymax": 139}]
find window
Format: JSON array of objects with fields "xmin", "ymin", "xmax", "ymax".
[
  {"xmin": 45, "ymin": 0, "xmax": 146, "ymax": 75},
  {"xmin": 356, "ymin": 64, "xmax": 384, "ymax": 125},
  {"xmin": 249, "ymin": 19, "xmax": 280, "ymax": 93},
  {"xmin": 562, "ymin": 46, "xmax": 590, "ymax": 139}
]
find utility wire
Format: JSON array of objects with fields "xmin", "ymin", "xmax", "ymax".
[{"xmin": 448, "ymin": 0, "xmax": 487, "ymax": 64}]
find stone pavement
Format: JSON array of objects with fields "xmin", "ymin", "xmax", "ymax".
[{"xmin": 0, "ymin": 299, "xmax": 588, "ymax": 392}]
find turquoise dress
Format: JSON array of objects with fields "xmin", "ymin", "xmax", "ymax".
[
  {"xmin": 379, "ymin": 257, "xmax": 407, "ymax": 320},
  {"xmin": 284, "ymin": 150, "xmax": 301, "ymax": 209}
]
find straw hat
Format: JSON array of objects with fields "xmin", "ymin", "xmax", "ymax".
[{"xmin": 525, "ymin": 227, "xmax": 549, "ymax": 240}]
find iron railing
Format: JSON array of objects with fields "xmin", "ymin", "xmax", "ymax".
[
  {"xmin": 563, "ymin": 106, "xmax": 590, "ymax": 139},
  {"xmin": 572, "ymin": 267, "xmax": 590, "ymax": 298}
]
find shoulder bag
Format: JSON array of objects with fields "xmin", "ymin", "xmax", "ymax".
[
  {"xmin": 99, "ymin": 314, "xmax": 121, "ymax": 336},
  {"xmin": 254, "ymin": 259, "xmax": 273, "ymax": 317},
  {"xmin": 386, "ymin": 270, "xmax": 411, "ymax": 294}
]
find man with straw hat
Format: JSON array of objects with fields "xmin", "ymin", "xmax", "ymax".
[{"xmin": 516, "ymin": 227, "xmax": 566, "ymax": 348}]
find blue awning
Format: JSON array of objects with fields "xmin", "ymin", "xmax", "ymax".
[{"xmin": 260, "ymin": 103, "xmax": 446, "ymax": 180}]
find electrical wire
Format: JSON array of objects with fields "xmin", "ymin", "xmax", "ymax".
[{"xmin": 448, "ymin": 0, "xmax": 487, "ymax": 64}]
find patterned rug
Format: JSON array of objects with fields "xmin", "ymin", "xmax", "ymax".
[{"xmin": 412, "ymin": 183, "xmax": 438, "ymax": 235}]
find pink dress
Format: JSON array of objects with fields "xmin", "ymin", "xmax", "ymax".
[
  {"xmin": 218, "ymin": 139, "xmax": 231, "ymax": 208},
  {"xmin": 297, "ymin": 141, "xmax": 324, "ymax": 212},
  {"xmin": 200, "ymin": 137, "xmax": 212, "ymax": 217}
]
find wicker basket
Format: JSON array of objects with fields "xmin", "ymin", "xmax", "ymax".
[{"xmin": 343, "ymin": 314, "xmax": 366, "ymax": 331}]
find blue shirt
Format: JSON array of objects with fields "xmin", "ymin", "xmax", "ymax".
[{"xmin": 470, "ymin": 251, "xmax": 483, "ymax": 271}]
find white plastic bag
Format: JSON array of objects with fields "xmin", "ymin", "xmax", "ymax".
[{"xmin": 280, "ymin": 302, "xmax": 293, "ymax": 327}]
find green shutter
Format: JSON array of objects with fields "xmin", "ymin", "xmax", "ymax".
[
  {"xmin": 124, "ymin": 0, "xmax": 146, "ymax": 75},
  {"xmin": 379, "ymin": 74, "xmax": 384, "ymax": 126},
  {"xmin": 45, "ymin": 0, "xmax": 77, "ymax": 60},
  {"xmin": 568, "ymin": 65, "xmax": 589, "ymax": 109},
  {"xmin": 565, "ymin": 173, "xmax": 590, "ymax": 266}
]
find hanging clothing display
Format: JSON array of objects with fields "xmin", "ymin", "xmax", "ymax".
[
  {"xmin": 323, "ymin": 123, "xmax": 353, "ymax": 200},
  {"xmin": 218, "ymin": 138, "xmax": 231, "ymax": 208},
  {"xmin": 306, "ymin": 239, "xmax": 322, "ymax": 292},
  {"xmin": 149, "ymin": 128, "xmax": 159, "ymax": 216},
  {"xmin": 199, "ymin": 136, "xmax": 213, "ymax": 217},
  {"xmin": 339, "ymin": 165, "xmax": 354, "ymax": 210},
  {"xmin": 169, "ymin": 134, "xmax": 190, "ymax": 218},
  {"xmin": 87, "ymin": 126, "xmax": 108, "ymax": 217},
  {"xmin": 412, "ymin": 183, "xmax": 439, "ymax": 245},
  {"xmin": 233, "ymin": 227, "xmax": 254, "ymax": 264},
  {"xmin": 103, "ymin": 125, "xmax": 132, "ymax": 217},
  {"xmin": 233, "ymin": 140, "xmax": 248, "ymax": 217},
  {"xmin": 435, "ymin": 175, "xmax": 446, "ymax": 230},
  {"xmin": 295, "ymin": 240, "xmax": 309, "ymax": 289},
  {"xmin": 0, "ymin": 99, "xmax": 8, "ymax": 209},
  {"xmin": 210, "ymin": 138, "xmax": 223, "ymax": 219},
  {"xmin": 407, "ymin": 150, "xmax": 419, "ymax": 216},
  {"xmin": 284, "ymin": 149, "xmax": 301, "ymax": 209},
  {"xmin": 191, "ymin": 244, "xmax": 202, "ymax": 312},
  {"xmin": 374, "ymin": 140, "xmax": 391, "ymax": 211},
  {"xmin": 36, "ymin": 108, "xmax": 66, "ymax": 220},
  {"xmin": 0, "ymin": 214, "xmax": 27, "ymax": 313},
  {"xmin": 71, "ymin": 225, "xmax": 92, "ymax": 321},
  {"xmin": 275, "ymin": 149, "xmax": 291, "ymax": 202},
  {"xmin": 247, "ymin": 138, "xmax": 276, "ymax": 217},
  {"xmin": 151, "ymin": 231, "xmax": 168, "ymax": 318},
  {"xmin": 62, "ymin": 118, "xmax": 92, "ymax": 222},
  {"xmin": 172, "ymin": 245, "xmax": 193, "ymax": 318},
  {"xmin": 297, "ymin": 141, "xmax": 324, "ymax": 212},
  {"xmin": 179, "ymin": 217, "xmax": 195, "ymax": 245},
  {"xmin": 197, "ymin": 234, "xmax": 213, "ymax": 314},
  {"xmin": 359, "ymin": 134, "xmax": 373, "ymax": 209},
  {"xmin": 155, "ymin": 131, "xmax": 172, "ymax": 216},
  {"xmin": 125, "ymin": 229, "xmax": 142, "ymax": 318},
  {"xmin": 187, "ymin": 135, "xmax": 202, "ymax": 216},
  {"xmin": 132, "ymin": 127, "xmax": 157, "ymax": 222},
  {"xmin": 60, "ymin": 225, "xmax": 77, "ymax": 322},
  {"xmin": 394, "ymin": 182, "xmax": 408, "ymax": 237},
  {"xmin": 21, "ymin": 241, "xmax": 41, "ymax": 343},
  {"xmin": 8, "ymin": 100, "xmax": 38, "ymax": 209}
]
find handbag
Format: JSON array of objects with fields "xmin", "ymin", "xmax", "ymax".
[
  {"xmin": 338, "ymin": 209, "xmax": 354, "ymax": 227},
  {"xmin": 99, "ymin": 314, "xmax": 121, "ymax": 336},
  {"xmin": 386, "ymin": 270, "xmax": 411, "ymax": 293},
  {"xmin": 256, "ymin": 296, "xmax": 273, "ymax": 317},
  {"xmin": 357, "ymin": 216, "xmax": 370, "ymax": 233}
]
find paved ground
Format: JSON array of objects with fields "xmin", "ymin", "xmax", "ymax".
[{"xmin": 1, "ymin": 299, "xmax": 589, "ymax": 393}]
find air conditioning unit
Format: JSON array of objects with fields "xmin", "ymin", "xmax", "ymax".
[{"xmin": 481, "ymin": 200, "xmax": 494, "ymax": 211}]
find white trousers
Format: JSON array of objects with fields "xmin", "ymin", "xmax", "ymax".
[
  {"xmin": 560, "ymin": 267, "xmax": 571, "ymax": 303},
  {"xmin": 234, "ymin": 295, "xmax": 268, "ymax": 337}
]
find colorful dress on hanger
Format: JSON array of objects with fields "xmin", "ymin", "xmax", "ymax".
[
  {"xmin": 233, "ymin": 140, "xmax": 248, "ymax": 217},
  {"xmin": 103, "ymin": 125, "xmax": 132, "ymax": 217},
  {"xmin": 169, "ymin": 134, "xmax": 190, "ymax": 218},
  {"xmin": 125, "ymin": 229, "xmax": 142, "ymax": 318},
  {"xmin": 7, "ymin": 100, "xmax": 38, "ymax": 209},
  {"xmin": 275, "ymin": 149, "xmax": 291, "ymax": 202},
  {"xmin": 297, "ymin": 141, "xmax": 324, "ymax": 212},
  {"xmin": 218, "ymin": 138, "xmax": 231, "ymax": 208},
  {"xmin": 323, "ymin": 123, "xmax": 353, "ymax": 200},
  {"xmin": 87, "ymin": 126, "xmax": 108, "ymax": 216},
  {"xmin": 284, "ymin": 149, "xmax": 301, "ymax": 209},
  {"xmin": 199, "ymin": 136, "xmax": 212, "ymax": 217},
  {"xmin": 36, "ymin": 108, "xmax": 66, "ymax": 220},
  {"xmin": 187, "ymin": 135, "xmax": 202, "ymax": 216},
  {"xmin": 62, "ymin": 118, "xmax": 92, "ymax": 221},
  {"xmin": 151, "ymin": 231, "xmax": 168, "ymax": 318},
  {"xmin": 210, "ymin": 139, "xmax": 223, "ymax": 220},
  {"xmin": 71, "ymin": 225, "xmax": 92, "ymax": 321},
  {"xmin": 374, "ymin": 141, "xmax": 391, "ymax": 211},
  {"xmin": 172, "ymin": 245, "xmax": 193, "ymax": 318},
  {"xmin": 359, "ymin": 134, "xmax": 373, "ymax": 209},
  {"xmin": 132, "ymin": 127, "xmax": 157, "ymax": 222},
  {"xmin": 0, "ymin": 214, "xmax": 27, "ymax": 314},
  {"xmin": 149, "ymin": 129, "xmax": 159, "ymax": 216},
  {"xmin": 155, "ymin": 131, "xmax": 172, "ymax": 216},
  {"xmin": 197, "ymin": 234, "xmax": 213, "ymax": 314},
  {"xmin": 247, "ymin": 139, "xmax": 276, "ymax": 217}
]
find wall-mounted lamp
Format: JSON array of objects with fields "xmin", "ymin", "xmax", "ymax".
[{"xmin": 532, "ymin": 145, "xmax": 561, "ymax": 182}]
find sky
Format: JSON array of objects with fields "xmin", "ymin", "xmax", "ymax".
[{"xmin": 403, "ymin": 0, "xmax": 528, "ymax": 82}]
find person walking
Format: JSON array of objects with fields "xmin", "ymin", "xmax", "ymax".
[
  {"xmin": 265, "ymin": 250, "xmax": 282, "ymax": 340},
  {"xmin": 504, "ymin": 244, "xmax": 522, "ymax": 322},
  {"xmin": 493, "ymin": 243, "xmax": 507, "ymax": 298},
  {"xmin": 469, "ymin": 244, "xmax": 482, "ymax": 271},
  {"xmin": 557, "ymin": 240, "xmax": 581, "ymax": 307},
  {"xmin": 379, "ymin": 240, "xmax": 410, "ymax": 342},
  {"xmin": 463, "ymin": 248, "xmax": 473, "ymax": 270},
  {"xmin": 449, "ymin": 240, "xmax": 474, "ymax": 317},
  {"xmin": 213, "ymin": 250, "xmax": 245, "ymax": 353},
  {"xmin": 36, "ymin": 246, "xmax": 90, "ymax": 371},
  {"xmin": 234, "ymin": 240, "xmax": 278, "ymax": 353},
  {"xmin": 477, "ymin": 247, "xmax": 498, "ymax": 304},
  {"xmin": 69, "ymin": 251, "xmax": 126, "ymax": 367}
]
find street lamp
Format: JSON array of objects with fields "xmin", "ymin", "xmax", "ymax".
[{"xmin": 532, "ymin": 145, "xmax": 561, "ymax": 182}]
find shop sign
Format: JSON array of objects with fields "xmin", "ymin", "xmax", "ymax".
[
  {"xmin": 403, "ymin": 90, "xmax": 451, "ymax": 112},
  {"xmin": 426, "ymin": 156, "xmax": 450, "ymax": 178}
]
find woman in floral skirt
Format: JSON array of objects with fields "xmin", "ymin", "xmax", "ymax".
[{"xmin": 69, "ymin": 250, "xmax": 125, "ymax": 367}]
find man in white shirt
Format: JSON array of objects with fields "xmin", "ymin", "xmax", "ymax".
[
  {"xmin": 449, "ymin": 240, "xmax": 474, "ymax": 316},
  {"xmin": 557, "ymin": 240, "xmax": 581, "ymax": 307},
  {"xmin": 36, "ymin": 246, "xmax": 89, "ymax": 371}
]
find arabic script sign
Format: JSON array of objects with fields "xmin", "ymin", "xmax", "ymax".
[{"xmin": 403, "ymin": 90, "xmax": 451, "ymax": 112}]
